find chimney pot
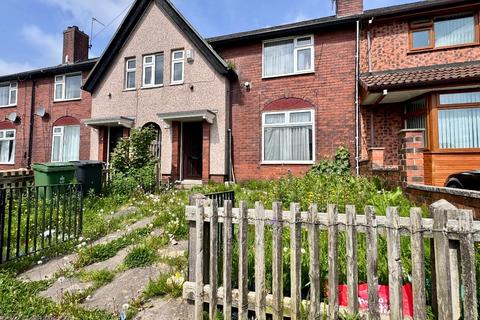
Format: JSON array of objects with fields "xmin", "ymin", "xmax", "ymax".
[
  {"xmin": 336, "ymin": 0, "xmax": 363, "ymax": 17},
  {"xmin": 62, "ymin": 26, "xmax": 89, "ymax": 64}
]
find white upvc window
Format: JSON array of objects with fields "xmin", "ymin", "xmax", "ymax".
[
  {"xmin": 263, "ymin": 35, "xmax": 314, "ymax": 78},
  {"xmin": 171, "ymin": 50, "xmax": 184, "ymax": 85},
  {"xmin": 0, "ymin": 82, "xmax": 17, "ymax": 107},
  {"xmin": 262, "ymin": 110, "xmax": 315, "ymax": 164},
  {"xmin": 125, "ymin": 58, "xmax": 136, "ymax": 89},
  {"xmin": 54, "ymin": 73, "xmax": 82, "ymax": 101},
  {"xmin": 51, "ymin": 125, "xmax": 80, "ymax": 162},
  {"xmin": 143, "ymin": 53, "xmax": 164, "ymax": 87},
  {"xmin": 0, "ymin": 129, "xmax": 15, "ymax": 164}
]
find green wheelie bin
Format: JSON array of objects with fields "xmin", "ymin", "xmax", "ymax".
[{"xmin": 31, "ymin": 162, "xmax": 76, "ymax": 197}]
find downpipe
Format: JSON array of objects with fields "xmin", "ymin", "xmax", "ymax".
[{"xmin": 355, "ymin": 20, "xmax": 361, "ymax": 176}]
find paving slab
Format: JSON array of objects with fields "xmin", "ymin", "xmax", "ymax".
[
  {"xmin": 82, "ymin": 265, "xmax": 169, "ymax": 313},
  {"xmin": 40, "ymin": 276, "xmax": 92, "ymax": 303},
  {"xmin": 90, "ymin": 216, "xmax": 155, "ymax": 246},
  {"xmin": 157, "ymin": 240, "xmax": 188, "ymax": 258},
  {"xmin": 18, "ymin": 253, "xmax": 76, "ymax": 282},
  {"xmin": 107, "ymin": 206, "xmax": 139, "ymax": 222},
  {"xmin": 134, "ymin": 298, "xmax": 193, "ymax": 320}
]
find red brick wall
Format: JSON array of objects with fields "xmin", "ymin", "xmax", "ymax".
[
  {"xmin": 360, "ymin": 14, "xmax": 480, "ymax": 73},
  {"xmin": 202, "ymin": 121, "xmax": 210, "ymax": 183},
  {"xmin": 63, "ymin": 26, "xmax": 89, "ymax": 64},
  {"xmin": 360, "ymin": 104, "xmax": 403, "ymax": 166},
  {"xmin": 0, "ymin": 70, "xmax": 92, "ymax": 170},
  {"xmin": 215, "ymin": 27, "xmax": 357, "ymax": 181}
]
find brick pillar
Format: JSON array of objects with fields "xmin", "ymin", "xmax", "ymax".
[
  {"xmin": 368, "ymin": 147, "xmax": 385, "ymax": 169},
  {"xmin": 171, "ymin": 122, "xmax": 180, "ymax": 181},
  {"xmin": 202, "ymin": 121, "xmax": 210, "ymax": 183},
  {"xmin": 398, "ymin": 129, "xmax": 425, "ymax": 185}
]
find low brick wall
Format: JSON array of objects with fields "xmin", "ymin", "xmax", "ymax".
[{"xmin": 406, "ymin": 184, "xmax": 480, "ymax": 219}]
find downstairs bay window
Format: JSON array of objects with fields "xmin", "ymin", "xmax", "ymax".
[
  {"xmin": 0, "ymin": 130, "xmax": 15, "ymax": 164},
  {"xmin": 437, "ymin": 92, "xmax": 480, "ymax": 150},
  {"xmin": 51, "ymin": 125, "xmax": 80, "ymax": 162},
  {"xmin": 262, "ymin": 110, "xmax": 314, "ymax": 163}
]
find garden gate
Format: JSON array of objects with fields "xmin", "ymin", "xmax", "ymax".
[
  {"xmin": 0, "ymin": 184, "xmax": 83, "ymax": 265},
  {"xmin": 184, "ymin": 199, "xmax": 479, "ymax": 319}
]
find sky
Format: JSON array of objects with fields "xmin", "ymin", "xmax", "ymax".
[{"xmin": 0, "ymin": 0, "xmax": 421, "ymax": 75}]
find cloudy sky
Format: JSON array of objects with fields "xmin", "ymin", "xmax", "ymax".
[{"xmin": 0, "ymin": 0, "xmax": 420, "ymax": 75}]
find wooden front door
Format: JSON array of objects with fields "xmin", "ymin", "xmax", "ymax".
[{"xmin": 182, "ymin": 122, "xmax": 203, "ymax": 180}]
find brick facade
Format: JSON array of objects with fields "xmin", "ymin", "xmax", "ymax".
[
  {"xmin": 63, "ymin": 26, "xmax": 89, "ymax": 64},
  {"xmin": 398, "ymin": 129, "xmax": 425, "ymax": 185},
  {"xmin": 0, "ymin": 70, "xmax": 92, "ymax": 171},
  {"xmin": 214, "ymin": 27, "xmax": 358, "ymax": 181}
]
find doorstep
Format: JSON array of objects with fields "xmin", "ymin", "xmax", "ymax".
[{"xmin": 178, "ymin": 179, "xmax": 203, "ymax": 189}]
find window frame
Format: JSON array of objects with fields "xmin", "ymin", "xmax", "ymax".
[
  {"xmin": 409, "ymin": 12, "xmax": 479, "ymax": 52},
  {"xmin": 0, "ymin": 82, "xmax": 18, "ymax": 107},
  {"xmin": 171, "ymin": 50, "xmax": 185, "ymax": 85},
  {"xmin": 261, "ymin": 109, "xmax": 315, "ymax": 164},
  {"xmin": 51, "ymin": 125, "xmax": 80, "ymax": 162},
  {"xmin": 53, "ymin": 72, "xmax": 82, "ymax": 102},
  {"xmin": 262, "ymin": 35, "xmax": 315, "ymax": 79},
  {"xmin": 125, "ymin": 58, "xmax": 136, "ymax": 90},
  {"xmin": 0, "ymin": 129, "xmax": 15, "ymax": 164}
]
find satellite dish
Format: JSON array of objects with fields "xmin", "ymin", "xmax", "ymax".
[
  {"xmin": 7, "ymin": 112, "xmax": 18, "ymax": 123},
  {"xmin": 35, "ymin": 106, "xmax": 47, "ymax": 118}
]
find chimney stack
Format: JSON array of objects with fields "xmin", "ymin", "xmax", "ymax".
[
  {"xmin": 335, "ymin": 0, "xmax": 363, "ymax": 17},
  {"xmin": 63, "ymin": 26, "xmax": 89, "ymax": 64}
]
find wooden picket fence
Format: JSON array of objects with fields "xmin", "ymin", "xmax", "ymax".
[{"xmin": 183, "ymin": 199, "xmax": 480, "ymax": 320}]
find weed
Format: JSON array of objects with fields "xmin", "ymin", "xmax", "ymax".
[
  {"xmin": 144, "ymin": 272, "xmax": 185, "ymax": 299},
  {"xmin": 79, "ymin": 269, "xmax": 115, "ymax": 287},
  {"xmin": 123, "ymin": 246, "xmax": 156, "ymax": 269}
]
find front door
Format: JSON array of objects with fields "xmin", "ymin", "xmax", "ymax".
[{"xmin": 182, "ymin": 122, "xmax": 203, "ymax": 180}]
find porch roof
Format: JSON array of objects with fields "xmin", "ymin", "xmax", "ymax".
[
  {"xmin": 82, "ymin": 116, "xmax": 135, "ymax": 128},
  {"xmin": 361, "ymin": 61, "xmax": 480, "ymax": 105},
  {"xmin": 157, "ymin": 109, "xmax": 216, "ymax": 124}
]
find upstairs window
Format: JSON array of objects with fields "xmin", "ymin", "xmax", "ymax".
[
  {"xmin": 171, "ymin": 50, "xmax": 184, "ymax": 84},
  {"xmin": 262, "ymin": 110, "xmax": 314, "ymax": 163},
  {"xmin": 125, "ymin": 58, "xmax": 136, "ymax": 89},
  {"xmin": 410, "ymin": 14, "xmax": 477, "ymax": 50},
  {"xmin": 0, "ymin": 82, "xmax": 17, "ymax": 107},
  {"xmin": 143, "ymin": 53, "xmax": 164, "ymax": 87},
  {"xmin": 263, "ymin": 35, "xmax": 314, "ymax": 78},
  {"xmin": 54, "ymin": 73, "xmax": 82, "ymax": 101},
  {"xmin": 0, "ymin": 129, "xmax": 15, "ymax": 164}
]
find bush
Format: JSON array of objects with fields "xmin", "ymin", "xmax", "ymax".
[{"xmin": 310, "ymin": 146, "xmax": 351, "ymax": 176}]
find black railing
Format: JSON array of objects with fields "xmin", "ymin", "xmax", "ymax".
[
  {"xmin": 0, "ymin": 184, "xmax": 83, "ymax": 265},
  {"xmin": 205, "ymin": 190, "xmax": 235, "ymax": 207}
]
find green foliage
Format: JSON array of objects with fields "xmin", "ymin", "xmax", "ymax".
[
  {"xmin": 123, "ymin": 246, "xmax": 156, "ymax": 269},
  {"xmin": 109, "ymin": 127, "xmax": 158, "ymax": 195},
  {"xmin": 78, "ymin": 269, "xmax": 115, "ymax": 287},
  {"xmin": 339, "ymin": 312, "xmax": 365, "ymax": 320},
  {"xmin": 310, "ymin": 146, "xmax": 351, "ymax": 176},
  {"xmin": 144, "ymin": 272, "xmax": 185, "ymax": 299}
]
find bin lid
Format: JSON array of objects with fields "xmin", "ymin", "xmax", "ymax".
[
  {"xmin": 69, "ymin": 160, "xmax": 104, "ymax": 168},
  {"xmin": 32, "ymin": 162, "xmax": 76, "ymax": 173}
]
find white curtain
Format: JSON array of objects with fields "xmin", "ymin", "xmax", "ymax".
[
  {"xmin": 435, "ymin": 16, "xmax": 475, "ymax": 47},
  {"xmin": 52, "ymin": 135, "xmax": 61, "ymax": 162},
  {"xmin": 264, "ymin": 126, "xmax": 312, "ymax": 161},
  {"xmin": 65, "ymin": 75, "xmax": 81, "ymax": 99},
  {"xmin": 0, "ymin": 85, "xmax": 9, "ymax": 106},
  {"xmin": 439, "ymin": 108, "xmax": 480, "ymax": 149},
  {"xmin": 440, "ymin": 92, "xmax": 480, "ymax": 105},
  {"xmin": 63, "ymin": 126, "xmax": 80, "ymax": 161},
  {"xmin": 0, "ymin": 140, "xmax": 14, "ymax": 163},
  {"xmin": 297, "ymin": 48, "xmax": 311, "ymax": 71},
  {"xmin": 264, "ymin": 39, "xmax": 294, "ymax": 76}
]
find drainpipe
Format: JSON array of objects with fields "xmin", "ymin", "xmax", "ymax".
[
  {"xmin": 355, "ymin": 20, "xmax": 361, "ymax": 176},
  {"xmin": 367, "ymin": 18, "xmax": 374, "ymax": 73},
  {"xmin": 27, "ymin": 78, "xmax": 36, "ymax": 167}
]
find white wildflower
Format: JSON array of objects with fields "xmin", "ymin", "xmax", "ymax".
[{"xmin": 37, "ymin": 260, "xmax": 43, "ymax": 265}]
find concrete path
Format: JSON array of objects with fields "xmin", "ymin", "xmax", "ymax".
[
  {"xmin": 40, "ymin": 277, "xmax": 92, "ymax": 303},
  {"xmin": 135, "ymin": 298, "xmax": 193, "ymax": 320}
]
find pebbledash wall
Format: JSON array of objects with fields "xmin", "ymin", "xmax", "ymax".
[
  {"xmin": 213, "ymin": 26, "xmax": 358, "ymax": 181},
  {"xmin": 89, "ymin": 1, "xmax": 229, "ymax": 180}
]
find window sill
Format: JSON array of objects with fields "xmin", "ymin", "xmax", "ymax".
[
  {"xmin": 123, "ymin": 88, "xmax": 137, "ymax": 92},
  {"xmin": 261, "ymin": 161, "xmax": 314, "ymax": 165},
  {"xmin": 0, "ymin": 104, "xmax": 17, "ymax": 108},
  {"xmin": 53, "ymin": 98, "xmax": 82, "ymax": 103},
  {"xmin": 0, "ymin": 162, "xmax": 15, "ymax": 165},
  {"xmin": 262, "ymin": 70, "xmax": 315, "ymax": 80},
  {"xmin": 170, "ymin": 81, "xmax": 184, "ymax": 86},
  {"xmin": 141, "ymin": 84, "xmax": 164, "ymax": 90},
  {"xmin": 408, "ymin": 42, "xmax": 480, "ymax": 54}
]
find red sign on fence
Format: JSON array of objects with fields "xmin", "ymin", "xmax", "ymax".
[{"xmin": 338, "ymin": 283, "xmax": 413, "ymax": 317}]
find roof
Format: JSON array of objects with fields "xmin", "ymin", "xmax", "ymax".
[
  {"xmin": 208, "ymin": 0, "xmax": 473, "ymax": 46},
  {"xmin": 0, "ymin": 58, "xmax": 98, "ymax": 83},
  {"xmin": 83, "ymin": 0, "xmax": 232, "ymax": 93},
  {"xmin": 360, "ymin": 61, "xmax": 480, "ymax": 92},
  {"xmin": 82, "ymin": 116, "xmax": 135, "ymax": 128},
  {"xmin": 157, "ymin": 109, "xmax": 216, "ymax": 124}
]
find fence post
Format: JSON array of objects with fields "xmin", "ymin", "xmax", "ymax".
[
  {"xmin": 432, "ymin": 208, "xmax": 453, "ymax": 320},
  {"xmin": 254, "ymin": 202, "xmax": 266, "ymax": 320},
  {"xmin": 308, "ymin": 204, "xmax": 320, "ymax": 319},
  {"xmin": 410, "ymin": 208, "xmax": 426, "ymax": 320},
  {"xmin": 238, "ymin": 201, "xmax": 249, "ymax": 320},
  {"xmin": 345, "ymin": 205, "xmax": 358, "ymax": 315},
  {"xmin": 188, "ymin": 194, "xmax": 206, "ymax": 282},
  {"xmin": 290, "ymin": 203, "xmax": 302, "ymax": 320},
  {"xmin": 386, "ymin": 207, "xmax": 402, "ymax": 319},
  {"xmin": 458, "ymin": 209, "xmax": 478, "ymax": 320},
  {"xmin": 365, "ymin": 206, "xmax": 380, "ymax": 320},
  {"xmin": 194, "ymin": 200, "xmax": 205, "ymax": 320},
  {"xmin": 223, "ymin": 200, "xmax": 233, "ymax": 320},
  {"xmin": 209, "ymin": 200, "xmax": 218, "ymax": 320},
  {"xmin": 272, "ymin": 202, "xmax": 284, "ymax": 320},
  {"xmin": 327, "ymin": 204, "xmax": 339, "ymax": 319}
]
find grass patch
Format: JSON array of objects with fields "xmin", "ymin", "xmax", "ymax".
[
  {"xmin": 123, "ymin": 246, "xmax": 156, "ymax": 269},
  {"xmin": 78, "ymin": 269, "xmax": 115, "ymax": 287},
  {"xmin": 158, "ymin": 253, "xmax": 188, "ymax": 271},
  {"xmin": 144, "ymin": 272, "xmax": 184, "ymax": 299}
]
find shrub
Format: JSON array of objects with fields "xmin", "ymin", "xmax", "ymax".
[{"xmin": 310, "ymin": 146, "xmax": 351, "ymax": 176}]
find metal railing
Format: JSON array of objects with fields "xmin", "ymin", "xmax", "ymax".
[
  {"xmin": 0, "ymin": 184, "xmax": 83, "ymax": 264},
  {"xmin": 205, "ymin": 190, "xmax": 235, "ymax": 207}
]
